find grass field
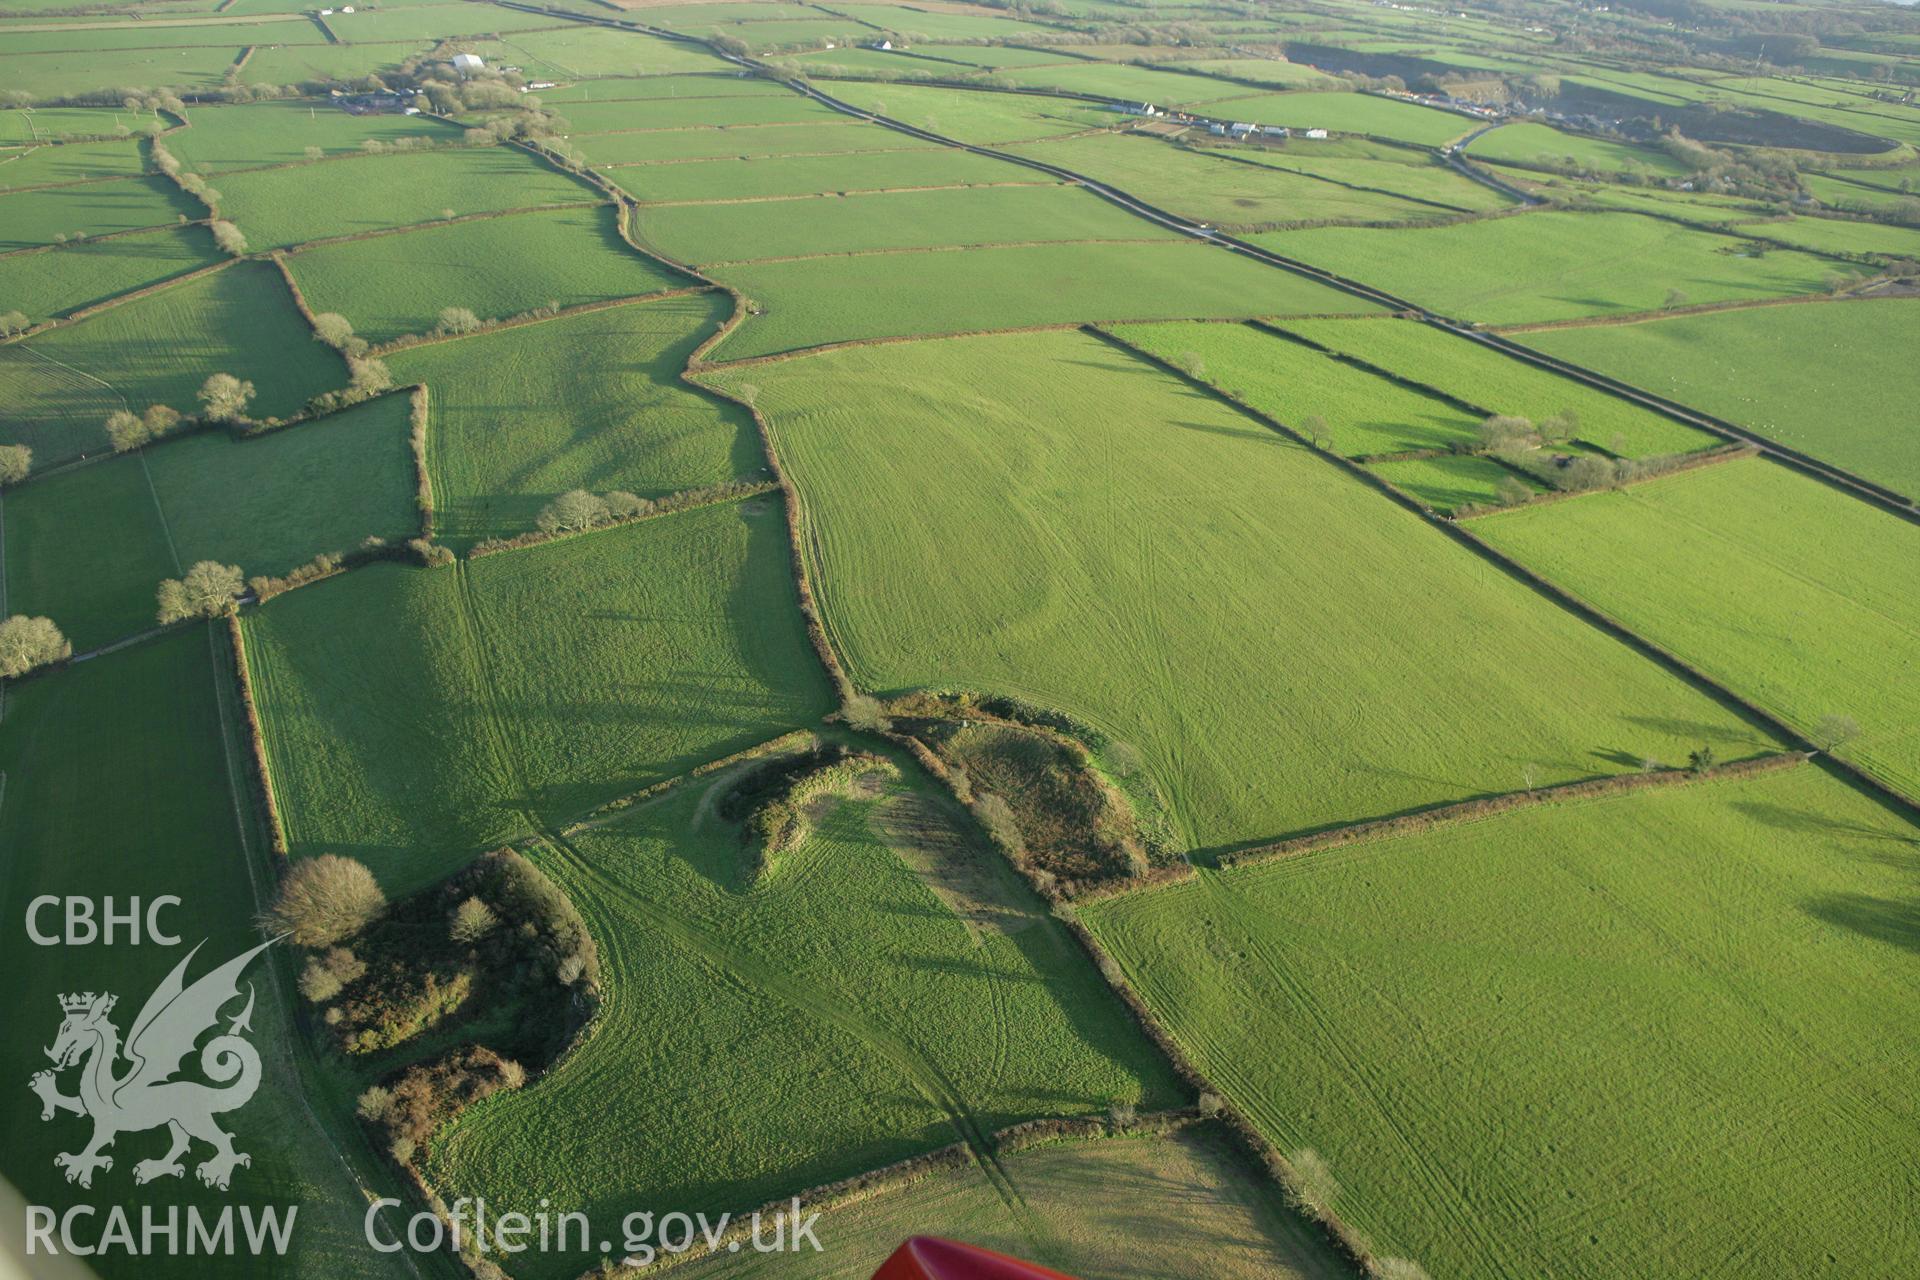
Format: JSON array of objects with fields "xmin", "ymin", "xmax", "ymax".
[
  {"xmin": 1109, "ymin": 320, "xmax": 1483, "ymax": 456},
  {"xmin": 1735, "ymin": 215, "xmax": 1920, "ymax": 260},
  {"xmin": 578, "ymin": 120, "xmax": 937, "ymax": 164},
  {"xmin": 1188, "ymin": 91, "xmax": 1475, "ymax": 146},
  {"xmin": 1474, "ymin": 458, "xmax": 1920, "ymax": 797},
  {"xmin": 825, "ymin": 81, "xmax": 1121, "ymax": 144},
  {"xmin": 678, "ymin": 1125, "xmax": 1345, "ymax": 1280},
  {"xmin": 426, "ymin": 773, "xmax": 1183, "ymax": 1280},
  {"xmin": 1233, "ymin": 144, "xmax": 1517, "ymax": 213},
  {"xmin": 609, "ymin": 146, "xmax": 1044, "ymax": 202},
  {"xmin": 499, "ymin": 23, "xmax": 730, "ymax": 76},
  {"xmin": 634, "ymin": 183, "xmax": 1179, "ymax": 265},
  {"xmin": 1520, "ymin": 298, "xmax": 1920, "ymax": 498},
  {"xmin": 0, "ymin": 137, "xmax": 149, "ymax": 188},
  {"xmin": 166, "ymin": 99, "xmax": 463, "ymax": 171},
  {"xmin": 215, "ymin": 145, "xmax": 599, "ymax": 249},
  {"xmin": 1464, "ymin": 120, "xmax": 1689, "ymax": 176},
  {"xmin": 1083, "ymin": 765, "xmax": 1920, "ymax": 1280},
  {"xmin": 706, "ymin": 329, "xmax": 1773, "ymax": 849},
  {"xmin": 0, "ymin": 223, "xmax": 223, "ymax": 323},
  {"xmin": 1277, "ymin": 316, "xmax": 1719, "ymax": 456},
  {"xmin": 243, "ymin": 499, "xmax": 832, "ymax": 892},
  {"xmin": 0, "ymin": 173, "xmax": 201, "ymax": 250},
  {"xmin": 1366, "ymin": 451, "xmax": 1540, "ymax": 513},
  {"xmin": 0, "ymin": 627, "xmax": 418, "ymax": 1280},
  {"xmin": 0, "ymin": 44, "xmax": 242, "ymax": 98},
  {"xmin": 2, "ymin": 392, "xmax": 418, "ymax": 649},
  {"xmin": 705, "ymin": 241, "xmax": 1379, "ymax": 359},
  {"xmin": 2, "ymin": 259, "xmax": 343, "ymax": 465},
  {"xmin": 997, "ymin": 61, "xmax": 1265, "ymax": 105},
  {"xmin": 0, "ymin": 106, "xmax": 160, "ymax": 142},
  {"xmin": 388, "ymin": 293, "xmax": 760, "ymax": 550},
  {"xmin": 559, "ymin": 94, "xmax": 845, "ymax": 132},
  {"xmin": 1260, "ymin": 210, "xmax": 1866, "ymax": 324},
  {"xmin": 1005, "ymin": 133, "xmax": 1452, "ymax": 227},
  {"xmin": 287, "ymin": 205, "xmax": 685, "ymax": 343},
  {"xmin": 533, "ymin": 75, "xmax": 795, "ymax": 103}
]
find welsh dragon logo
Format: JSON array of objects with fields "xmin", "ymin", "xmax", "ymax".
[{"xmin": 29, "ymin": 939, "xmax": 276, "ymax": 1192}]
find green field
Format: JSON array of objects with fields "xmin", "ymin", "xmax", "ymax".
[
  {"xmin": 559, "ymin": 94, "xmax": 845, "ymax": 132},
  {"xmin": 533, "ymin": 75, "xmax": 794, "ymax": 103},
  {"xmin": 1521, "ymin": 298, "xmax": 1920, "ymax": 497},
  {"xmin": 635, "ymin": 183, "xmax": 1179, "ymax": 265},
  {"xmin": 825, "ymin": 81, "xmax": 1121, "ymax": 144},
  {"xmin": 0, "ymin": 106, "xmax": 161, "ymax": 142},
  {"xmin": 1735, "ymin": 214, "xmax": 1920, "ymax": 260},
  {"xmin": 679, "ymin": 1124, "xmax": 1344, "ymax": 1280},
  {"xmin": 0, "ymin": 223, "xmax": 223, "ymax": 323},
  {"xmin": 215, "ymin": 145, "xmax": 599, "ymax": 249},
  {"xmin": 1083, "ymin": 765, "xmax": 1920, "ymax": 1280},
  {"xmin": 2, "ymin": 259, "xmax": 343, "ymax": 465},
  {"xmin": 1277, "ymin": 316, "xmax": 1719, "ymax": 456},
  {"xmin": 578, "ymin": 119, "xmax": 934, "ymax": 164},
  {"xmin": 705, "ymin": 240, "xmax": 1380, "ymax": 359},
  {"xmin": 388, "ymin": 293, "xmax": 759, "ymax": 550},
  {"xmin": 1110, "ymin": 319, "xmax": 1483, "ymax": 456},
  {"xmin": 0, "ymin": 137, "xmax": 149, "ymax": 189},
  {"xmin": 1261, "ymin": 210, "xmax": 1867, "ymax": 324},
  {"xmin": 0, "ymin": 173, "xmax": 201, "ymax": 250},
  {"xmin": 610, "ymin": 146, "xmax": 1043, "ymax": 202},
  {"xmin": 244, "ymin": 500, "xmax": 832, "ymax": 891},
  {"xmin": 2, "ymin": 392, "xmax": 418, "ymax": 649},
  {"xmin": 1475, "ymin": 458, "xmax": 1920, "ymax": 797},
  {"xmin": 1234, "ymin": 144, "xmax": 1517, "ymax": 213},
  {"xmin": 0, "ymin": 627, "xmax": 417, "ymax": 1280},
  {"xmin": 498, "ymin": 23, "xmax": 731, "ymax": 76},
  {"xmin": 427, "ymin": 773, "xmax": 1182, "ymax": 1280},
  {"xmin": 0, "ymin": 43, "xmax": 243, "ymax": 98},
  {"xmin": 166, "ymin": 99, "xmax": 463, "ymax": 171},
  {"xmin": 287, "ymin": 205, "xmax": 684, "ymax": 343},
  {"xmin": 1005, "ymin": 132, "xmax": 1452, "ymax": 227},
  {"xmin": 1464, "ymin": 120, "xmax": 1689, "ymax": 176},
  {"xmin": 998, "ymin": 61, "xmax": 1265, "ymax": 105},
  {"xmin": 1189, "ymin": 91, "xmax": 1474, "ymax": 146},
  {"xmin": 1366, "ymin": 451, "xmax": 1540, "ymax": 513},
  {"xmin": 706, "ymin": 330, "xmax": 1773, "ymax": 849}
]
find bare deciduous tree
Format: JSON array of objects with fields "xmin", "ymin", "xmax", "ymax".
[
  {"xmin": 261, "ymin": 854, "xmax": 386, "ymax": 947},
  {"xmin": 197, "ymin": 372, "xmax": 256, "ymax": 423},
  {"xmin": 0, "ymin": 615, "xmax": 71, "ymax": 678}
]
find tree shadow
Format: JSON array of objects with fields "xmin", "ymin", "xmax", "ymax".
[{"xmin": 1803, "ymin": 892, "xmax": 1920, "ymax": 955}]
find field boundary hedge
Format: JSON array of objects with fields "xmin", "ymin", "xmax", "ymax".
[
  {"xmin": 365, "ymin": 285, "xmax": 710, "ymax": 357},
  {"xmin": 225, "ymin": 613, "xmax": 288, "ymax": 856},
  {"xmin": 1219, "ymin": 751, "xmax": 1811, "ymax": 869},
  {"xmin": 467, "ymin": 479, "xmax": 778, "ymax": 559},
  {"xmin": 690, "ymin": 298, "xmax": 854, "ymax": 704}
]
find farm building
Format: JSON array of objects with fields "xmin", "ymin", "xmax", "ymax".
[{"xmin": 452, "ymin": 52, "xmax": 485, "ymax": 75}]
